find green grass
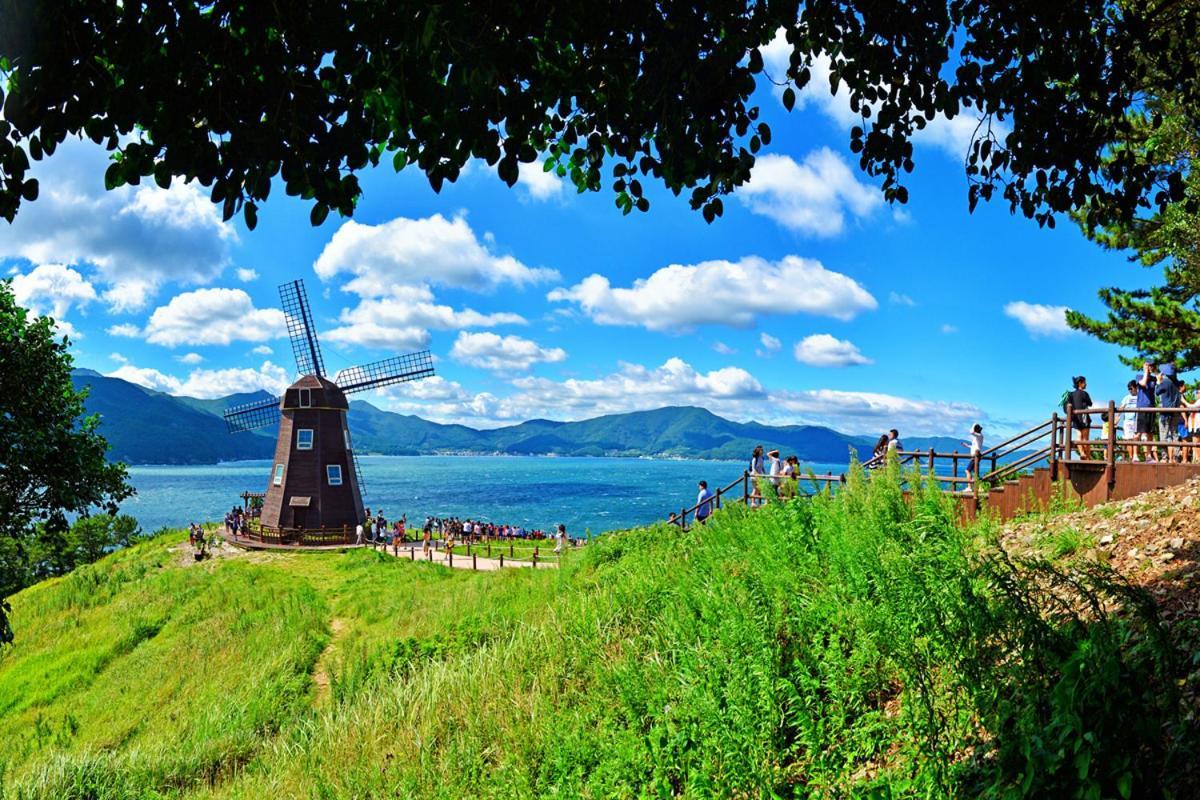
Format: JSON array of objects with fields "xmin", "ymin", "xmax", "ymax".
[{"xmin": 0, "ymin": 468, "xmax": 1193, "ymax": 798}]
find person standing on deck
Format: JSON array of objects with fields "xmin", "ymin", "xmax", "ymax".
[
  {"xmin": 1066, "ymin": 376, "xmax": 1093, "ymax": 460},
  {"xmin": 767, "ymin": 449, "xmax": 783, "ymax": 496},
  {"xmin": 1119, "ymin": 380, "xmax": 1140, "ymax": 461},
  {"xmin": 695, "ymin": 480, "xmax": 715, "ymax": 524},
  {"xmin": 748, "ymin": 445, "xmax": 765, "ymax": 507},
  {"xmin": 962, "ymin": 424, "xmax": 984, "ymax": 487},
  {"xmin": 887, "ymin": 429, "xmax": 903, "ymax": 457},
  {"xmin": 1135, "ymin": 362, "xmax": 1158, "ymax": 461},
  {"xmin": 1156, "ymin": 363, "xmax": 1183, "ymax": 463}
]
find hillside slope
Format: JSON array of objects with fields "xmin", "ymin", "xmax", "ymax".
[
  {"xmin": 1, "ymin": 472, "xmax": 1194, "ymax": 798},
  {"xmin": 72, "ymin": 371, "xmax": 275, "ymax": 464}
]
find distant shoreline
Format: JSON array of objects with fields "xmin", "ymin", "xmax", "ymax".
[{"xmin": 126, "ymin": 453, "xmax": 768, "ymax": 469}]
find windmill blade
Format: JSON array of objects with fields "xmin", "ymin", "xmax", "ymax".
[
  {"xmin": 279, "ymin": 279, "xmax": 325, "ymax": 377},
  {"xmin": 223, "ymin": 396, "xmax": 282, "ymax": 433},
  {"xmin": 334, "ymin": 351, "xmax": 435, "ymax": 395}
]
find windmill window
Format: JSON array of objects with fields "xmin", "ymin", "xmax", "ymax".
[
  {"xmin": 297, "ymin": 429, "xmax": 314, "ymax": 450},
  {"xmin": 273, "ymin": 464, "xmax": 285, "ymax": 486},
  {"xmin": 327, "ymin": 464, "xmax": 343, "ymax": 486},
  {"xmin": 298, "ymin": 388, "xmax": 311, "ymax": 407}
]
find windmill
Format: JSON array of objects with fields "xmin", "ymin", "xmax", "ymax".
[{"xmin": 224, "ymin": 279, "xmax": 434, "ymax": 535}]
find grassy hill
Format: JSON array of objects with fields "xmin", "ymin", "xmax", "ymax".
[{"xmin": 1, "ymin": 470, "xmax": 1193, "ymax": 798}]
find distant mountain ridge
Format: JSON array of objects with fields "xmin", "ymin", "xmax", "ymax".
[{"xmin": 72, "ymin": 370, "xmax": 965, "ymax": 465}]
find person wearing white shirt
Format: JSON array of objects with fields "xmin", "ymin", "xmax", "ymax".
[
  {"xmin": 961, "ymin": 424, "xmax": 984, "ymax": 486},
  {"xmin": 1118, "ymin": 380, "xmax": 1140, "ymax": 461}
]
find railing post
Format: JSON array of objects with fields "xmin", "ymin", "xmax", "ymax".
[
  {"xmin": 1106, "ymin": 399, "xmax": 1117, "ymax": 486},
  {"xmin": 1050, "ymin": 413, "xmax": 1059, "ymax": 479},
  {"xmin": 1065, "ymin": 404, "xmax": 1073, "ymax": 462},
  {"xmin": 743, "ymin": 470, "xmax": 749, "ymax": 505},
  {"xmin": 928, "ymin": 447, "xmax": 935, "ymax": 476},
  {"xmin": 952, "ymin": 452, "xmax": 959, "ymax": 479},
  {"xmin": 473, "ymin": 554, "xmax": 477, "ymax": 570}
]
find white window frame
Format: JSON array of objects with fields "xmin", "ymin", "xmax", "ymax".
[
  {"xmin": 326, "ymin": 464, "xmax": 343, "ymax": 486},
  {"xmin": 296, "ymin": 429, "xmax": 314, "ymax": 450},
  {"xmin": 273, "ymin": 464, "xmax": 285, "ymax": 486},
  {"xmin": 343, "ymin": 429, "xmax": 351, "ymax": 451},
  {"xmin": 298, "ymin": 388, "xmax": 311, "ymax": 407}
]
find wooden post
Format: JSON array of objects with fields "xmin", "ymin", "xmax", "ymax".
[
  {"xmin": 510, "ymin": 543, "xmax": 514, "ymax": 558},
  {"xmin": 410, "ymin": 548, "xmax": 414, "ymax": 561},
  {"xmin": 743, "ymin": 470, "xmax": 749, "ymax": 505},
  {"xmin": 487, "ymin": 543, "xmax": 492, "ymax": 557},
  {"xmin": 715, "ymin": 488, "xmax": 722, "ymax": 509},
  {"xmin": 928, "ymin": 447, "xmax": 935, "ymax": 475},
  {"xmin": 473, "ymin": 554, "xmax": 477, "ymax": 570},
  {"xmin": 1050, "ymin": 412, "xmax": 1059, "ymax": 480},
  {"xmin": 500, "ymin": 554, "xmax": 505, "ymax": 567},
  {"xmin": 1106, "ymin": 399, "xmax": 1117, "ymax": 486},
  {"xmin": 952, "ymin": 452, "xmax": 959, "ymax": 479},
  {"xmin": 533, "ymin": 553, "xmax": 538, "ymax": 567},
  {"xmin": 449, "ymin": 551, "xmax": 453, "ymax": 567},
  {"xmin": 1065, "ymin": 404, "xmax": 1073, "ymax": 461}
]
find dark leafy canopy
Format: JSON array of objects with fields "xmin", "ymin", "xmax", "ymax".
[
  {"xmin": 1067, "ymin": 96, "xmax": 1200, "ymax": 369},
  {"xmin": 0, "ymin": 1, "xmax": 1196, "ymax": 229},
  {"xmin": 0, "ymin": 280, "xmax": 132, "ymax": 644}
]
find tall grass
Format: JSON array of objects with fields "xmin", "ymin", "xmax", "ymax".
[{"xmin": 0, "ymin": 468, "xmax": 1191, "ymax": 798}]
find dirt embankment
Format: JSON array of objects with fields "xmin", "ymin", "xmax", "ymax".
[{"xmin": 1002, "ymin": 478, "xmax": 1200, "ymax": 718}]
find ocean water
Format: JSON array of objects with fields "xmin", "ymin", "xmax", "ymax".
[{"xmin": 121, "ymin": 455, "xmax": 847, "ymax": 536}]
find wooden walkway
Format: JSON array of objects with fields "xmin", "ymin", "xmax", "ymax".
[
  {"xmin": 671, "ymin": 405, "xmax": 1200, "ymax": 527},
  {"xmin": 217, "ymin": 526, "xmax": 558, "ymax": 570}
]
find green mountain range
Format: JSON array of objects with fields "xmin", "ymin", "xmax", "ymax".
[{"xmin": 72, "ymin": 370, "xmax": 964, "ymax": 465}]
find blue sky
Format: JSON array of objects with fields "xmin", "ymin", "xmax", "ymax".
[{"xmin": 2, "ymin": 43, "xmax": 1154, "ymax": 438}]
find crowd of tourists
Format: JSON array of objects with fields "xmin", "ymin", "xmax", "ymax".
[
  {"xmin": 1064, "ymin": 362, "xmax": 1200, "ymax": 463},
  {"xmin": 353, "ymin": 507, "xmax": 576, "ymax": 556}
]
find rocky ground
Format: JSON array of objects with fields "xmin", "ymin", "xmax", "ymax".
[{"xmin": 1002, "ymin": 479, "xmax": 1200, "ymax": 724}]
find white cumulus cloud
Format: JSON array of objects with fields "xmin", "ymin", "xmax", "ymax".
[
  {"xmin": 10, "ymin": 263, "xmax": 97, "ymax": 320},
  {"xmin": 1, "ymin": 140, "xmax": 237, "ymax": 311},
  {"xmin": 176, "ymin": 352, "xmax": 205, "ymax": 365},
  {"xmin": 313, "ymin": 213, "xmax": 559, "ymax": 296},
  {"xmin": 518, "ymin": 162, "xmax": 565, "ymax": 201},
  {"xmin": 738, "ymin": 150, "xmax": 881, "ymax": 236},
  {"xmin": 236, "ymin": 268, "xmax": 259, "ymax": 282},
  {"xmin": 141, "ymin": 288, "xmax": 287, "ymax": 347},
  {"xmin": 450, "ymin": 332, "xmax": 567, "ymax": 373},
  {"xmin": 106, "ymin": 360, "xmax": 291, "ymax": 398},
  {"xmin": 548, "ymin": 255, "xmax": 876, "ymax": 331},
  {"xmin": 323, "ymin": 286, "xmax": 526, "ymax": 351},
  {"xmin": 371, "ymin": 356, "xmax": 980, "ymax": 435},
  {"xmin": 793, "ymin": 334, "xmax": 873, "ymax": 367},
  {"xmin": 1003, "ymin": 301, "xmax": 1075, "ymax": 338}
]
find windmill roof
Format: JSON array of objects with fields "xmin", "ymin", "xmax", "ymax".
[{"xmin": 290, "ymin": 374, "xmax": 341, "ymax": 391}]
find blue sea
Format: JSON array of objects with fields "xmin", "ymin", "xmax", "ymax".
[{"xmin": 121, "ymin": 455, "xmax": 847, "ymax": 536}]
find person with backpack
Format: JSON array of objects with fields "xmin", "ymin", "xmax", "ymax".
[{"xmin": 1064, "ymin": 376, "xmax": 1093, "ymax": 460}]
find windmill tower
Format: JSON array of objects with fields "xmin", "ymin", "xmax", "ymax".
[{"xmin": 224, "ymin": 279, "xmax": 434, "ymax": 535}]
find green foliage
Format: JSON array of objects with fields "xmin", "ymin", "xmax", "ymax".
[
  {"xmin": 1067, "ymin": 95, "xmax": 1200, "ymax": 368},
  {"xmin": 0, "ymin": 472, "xmax": 1191, "ymax": 798},
  {"xmin": 1, "ymin": 2, "xmax": 1196, "ymax": 228},
  {"xmin": 0, "ymin": 281, "xmax": 131, "ymax": 644}
]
